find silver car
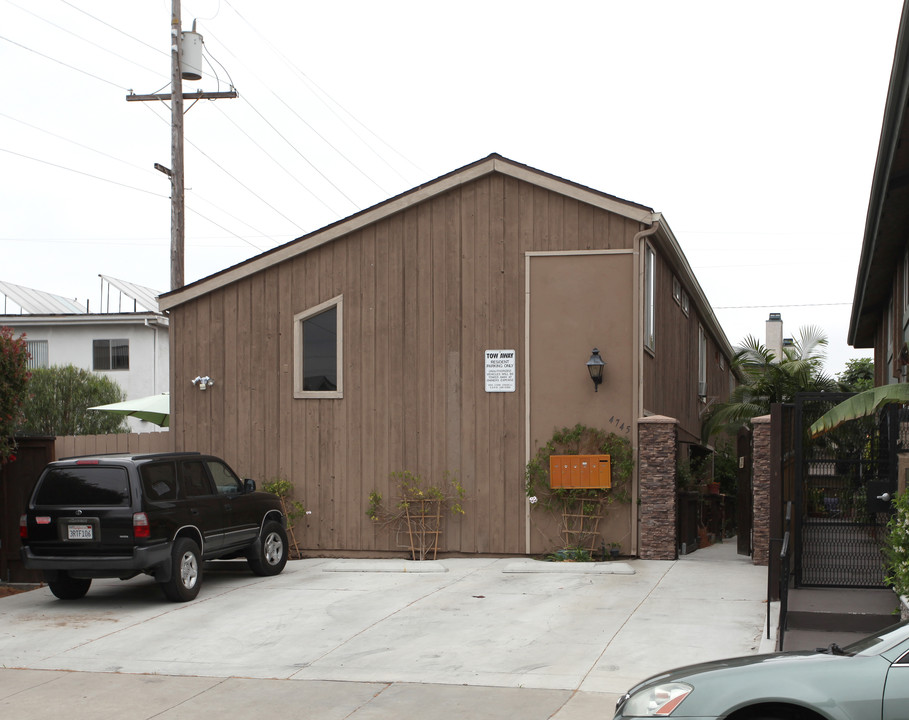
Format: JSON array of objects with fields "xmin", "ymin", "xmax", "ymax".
[{"xmin": 614, "ymin": 620, "xmax": 909, "ymax": 719}]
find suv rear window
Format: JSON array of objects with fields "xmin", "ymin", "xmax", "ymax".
[{"xmin": 34, "ymin": 466, "xmax": 131, "ymax": 506}]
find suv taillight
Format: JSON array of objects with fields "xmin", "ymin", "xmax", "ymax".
[
  {"xmin": 19, "ymin": 514, "xmax": 27, "ymax": 540},
  {"xmin": 133, "ymin": 512, "xmax": 150, "ymax": 539}
]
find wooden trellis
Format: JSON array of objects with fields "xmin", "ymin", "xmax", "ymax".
[
  {"xmin": 560, "ymin": 497, "xmax": 608, "ymax": 551},
  {"xmin": 401, "ymin": 497, "xmax": 443, "ymax": 561}
]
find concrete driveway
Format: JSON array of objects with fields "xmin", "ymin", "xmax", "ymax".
[{"xmin": 0, "ymin": 542, "xmax": 775, "ymax": 719}]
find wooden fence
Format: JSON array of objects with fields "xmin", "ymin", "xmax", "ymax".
[{"xmin": 55, "ymin": 432, "xmax": 174, "ymax": 458}]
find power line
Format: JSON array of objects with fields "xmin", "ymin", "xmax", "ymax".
[
  {"xmin": 209, "ymin": 102, "xmax": 342, "ymax": 218},
  {"xmin": 0, "ymin": 111, "xmax": 156, "ymax": 176},
  {"xmin": 223, "ymin": 0, "xmax": 424, "ymax": 180},
  {"xmin": 140, "ymin": 102, "xmax": 307, "ymax": 232},
  {"xmin": 0, "ymin": 147, "xmax": 167, "ymax": 198},
  {"xmin": 6, "ymin": 0, "xmax": 165, "ymax": 82},
  {"xmin": 714, "ymin": 302, "xmax": 852, "ymax": 310},
  {"xmin": 0, "ymin": 34, "xmax": 130, "ymax": 91},
  {"xmin": 240, "ymin": 92, "xmax": 361, "ymax": 212}
]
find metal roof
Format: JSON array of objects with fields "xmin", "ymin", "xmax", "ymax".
[
  {"xmin": 99, "ymin": 275, "xmax": 161, "ymax": 313},
  {"xmin": 0, "ymin": 280, "xmax": 87, "ymax": 314}
]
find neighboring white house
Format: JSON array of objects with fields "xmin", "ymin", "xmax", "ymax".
[{"xmin": 0, "ymin": 276, "xmax": 169, "ymax": 432}]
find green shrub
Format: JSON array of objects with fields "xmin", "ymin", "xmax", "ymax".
[{"xmin": 885, "ymin": 490, "xmax": 909, "ymax": 598}]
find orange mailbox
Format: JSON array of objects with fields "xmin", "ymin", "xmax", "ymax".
[{"xmin": 549, "ymin": 455, "xmax": 611, "ymax": 489}]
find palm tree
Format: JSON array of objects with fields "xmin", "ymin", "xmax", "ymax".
[{"xmin": 703, "ymin": 325, "xmax": 837, "ymax": 439}]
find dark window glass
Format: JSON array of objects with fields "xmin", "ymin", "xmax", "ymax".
[
  {"xmin": 207, "ymin": 460, "xmax": 242, "ymax": 495},
  {"xmin": 93, "ymin": 339, "xmax": 129, "ymax": 371},
  {"xmin": 93, "ymin": 340, "xmax": 110, "ymax": 371},
  {"xmin": 34, "ymin": 467, "xmax": 131, "ymax": 506},
  {"xmin": 111, "ymin": 340, "xmax": 130, "ymax": 370},
  {"xmin": 181, "ymin": 461, "xmax": 213, "ymax": 498},
  {"xmin": 140, "ymin": 463, "xmax": 178, "ymax": 501},
  {"xmin": 302, "ymin": 306, "xmax": 337, "ymax": 391}
]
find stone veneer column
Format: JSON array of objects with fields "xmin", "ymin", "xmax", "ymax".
[
  {"xmin": 751, "ymin": 415, "xmax": 771, "ymax": 566},
  {"xmin": 638, "ymin": 415, "xmax": 679, "ymax": 560}
]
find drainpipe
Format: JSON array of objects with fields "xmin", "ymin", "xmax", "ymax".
[
  {"xmin": 631, "ymin": 218, "xmax": 661, "ymax": 556},
  {"xmin": 144, "ymin": 317, "xmax": 161, "ymax": 395}
]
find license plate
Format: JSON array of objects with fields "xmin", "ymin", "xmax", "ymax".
[{"xmin": 67, "ymin": 524, "xmax": 93, "ymax": 540}]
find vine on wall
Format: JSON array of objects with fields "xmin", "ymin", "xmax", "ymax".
[{"xmin": 525, "ymin": 424, "xmax": 633, "ymax": 554}]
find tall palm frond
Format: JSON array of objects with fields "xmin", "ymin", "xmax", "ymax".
[{"xmin": 703, "ymin": 325, "xmax": 833, "ymax": 440}]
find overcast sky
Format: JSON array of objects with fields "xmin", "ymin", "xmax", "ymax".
[{"xmin": 1, "ymin": 1, "xmax": 904, "ymax": 376}]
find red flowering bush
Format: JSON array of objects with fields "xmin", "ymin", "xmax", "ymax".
[{"xmin": 0, "ymin": 326, "xmax": 30, "ymax": 463}]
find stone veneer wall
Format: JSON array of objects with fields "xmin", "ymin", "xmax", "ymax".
[
  {"xmin": 638, "ymin": 415, "xmax": 678, "ymax": 560},
  {"xmin": 751, "ymin": 415, "xmax": 771, "ymax": 566}
]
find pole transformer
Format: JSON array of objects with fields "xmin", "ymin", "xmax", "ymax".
[{"xmin": 126, "ymin": 0, "xmax": 237, "ymax": 291}]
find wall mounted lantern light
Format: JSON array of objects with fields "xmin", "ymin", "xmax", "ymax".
[{"xmin": 586, "ymin": 348, "xmax": 605, "ymax": 392}]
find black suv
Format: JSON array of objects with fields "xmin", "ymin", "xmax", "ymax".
[{"xmin": 19, "ymin": 452, "xmax": 288, "ymax": 602}]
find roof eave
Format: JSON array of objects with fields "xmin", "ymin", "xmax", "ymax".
[
  {"xmin": 849, "ymin": 0, "xmax": 909, "ymax": 347},
  {"xmin": 158, "ymin": 154, "xmax": 655, "ymax": 311}
]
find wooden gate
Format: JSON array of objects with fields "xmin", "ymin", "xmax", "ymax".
[{"xmin": 1, "ymin": 436, "xmax": 54, "ymax": 583}]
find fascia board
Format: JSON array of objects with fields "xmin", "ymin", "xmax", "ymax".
[
  {"xmin": 159, "ymin": 155, "xmax": 655, "ymax": 311},
  {"xmin": 849, "ymin": 2, "xmax": 909, "ymax": 347},
  {"xmin": 0, "ymin": 313, "xmax": 167, "ymax": 327}
]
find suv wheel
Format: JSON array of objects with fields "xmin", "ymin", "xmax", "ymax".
[
  {"xmin": 160, "ymin": 538, "xmax": 202, "ymax": 602},
  {"xmin": 248, "ymin": 521, "xmax": 288, "ymax": 576},
  {"xmin": 48, "ymin": 572, "xmax": 92, "ymax": 600}
]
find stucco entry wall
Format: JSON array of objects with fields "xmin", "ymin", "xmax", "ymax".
[{"xmin": 527, "ymin": 252, "xmax": 635, "ymax": 554}]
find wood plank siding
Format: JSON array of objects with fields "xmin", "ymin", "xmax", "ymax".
[
  {"xmin": 163, "ymin": 156, "xmax": 734, "ymax": 556},
  {"xmin": 642, "ymin": 249, "xmax": 734, "ymax": 443},
  {"xmin": 169, "ymin": 173, "xmax": 642, "ymax": 554}
]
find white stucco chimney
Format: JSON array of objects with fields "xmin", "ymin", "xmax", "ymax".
[{"xmin": 766, "ymin": 313, "xmax": 783, "ymax": 362}]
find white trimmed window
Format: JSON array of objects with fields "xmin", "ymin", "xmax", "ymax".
[
  {"xmin": 294, "ymin": 295, "xmax": 343, "ymax": 398},
  {"xmin": 644, "ymin": 243, "xmax": 655, "ymax": 352},
  {"xmin": 698, "ymin": 324, "xmax": 707, "ymax": 400}
]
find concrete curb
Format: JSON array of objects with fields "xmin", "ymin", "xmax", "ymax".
[
  {"xmin": 321, "ymin": 559, "xmax": 449, "ymax": 573},
  {"xmin": 503, "ymin": 560, "xmax": 636, "ymax": 574}
]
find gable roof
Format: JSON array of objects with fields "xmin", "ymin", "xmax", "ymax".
[
  {"xmin": 849, "ymin": 1, "xmax": 909, "ymax": 347},
  {"xmin": 158, "ymin": 154, "xmax": 655, "ymax": 312},
  {"xmin": 158, "ymin": 153, "xmax": 734, "ymax": 359}
]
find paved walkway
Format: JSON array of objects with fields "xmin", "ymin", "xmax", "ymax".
[{"xmin": 0, "ymin": 540, "xmax": 776, "ymax": 719}]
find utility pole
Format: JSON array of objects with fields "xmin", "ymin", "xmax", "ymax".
[
  {"xmin": 127, "ymin": 0, "xmax": 237, "ymax": 291},
  {"xmin": 170, "ymin": 0, "xmax": 185, "ymax": 291}
]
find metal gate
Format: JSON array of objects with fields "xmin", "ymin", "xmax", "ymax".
[{"xmin": 792, "ymin": 393, "xmax": 897, "ymax": 588}]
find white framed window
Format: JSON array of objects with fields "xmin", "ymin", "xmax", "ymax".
[
  {"xmin": 698, "ymin": 324, "xmax": 707, "ymax": 400},
  {"xmin": 681, "ymin": 289, "xmax": 690, "ymax": 317},
  {"xmin": 644, "ymin": 243, "xmax": 655, "ymax": 352},
  {"xmin": 294, "ymin": 295, "xmax": 343, "ymax": 399},
  {"xmin": 672, "ymin": 276, "xmax": 681, "ymax": 305}
]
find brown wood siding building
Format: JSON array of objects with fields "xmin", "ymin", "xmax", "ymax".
[{"xmin": 161, "ymin": 155, "xmax": 735, "ymax": 556}]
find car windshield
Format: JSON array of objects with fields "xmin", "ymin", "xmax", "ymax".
[{"xmin": 843, "ymin": 620, "xmax": 909, "ymax": 656}]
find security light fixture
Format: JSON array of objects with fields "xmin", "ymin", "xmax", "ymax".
[
  {"xmin": 191, "ymin": 375, "xmax": 213, "ymax": 390},
  {"xmin": 586, "ymin": 348, "xmax": 605, "ymax": 392}
]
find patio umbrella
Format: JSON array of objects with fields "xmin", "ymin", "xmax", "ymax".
[{"xmin": 89, "ymin": 393, "xmax": 170, "ymax": 428}]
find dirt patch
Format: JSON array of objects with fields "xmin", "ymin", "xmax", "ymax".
[{"xmin": 0, "ymin": 585, "xmax": 39, "ymax": 598}]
